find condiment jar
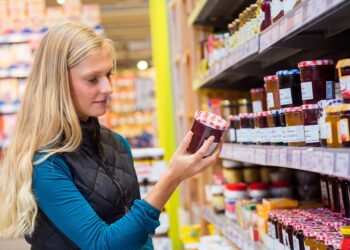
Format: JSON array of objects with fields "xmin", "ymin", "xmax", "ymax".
[
  {"xmin": 279, "ymin": 109, "xmax": 288, "ymax": 145},
  {"xmin": 267, "ymin": 110, "xmax": 283, "ymax": 145},
  {"xmin": 238, "ymin": 98, "xmax": 251, "ymax": 114},
  {"xmin": 249, "ymin": 182, "xmax": 269, "ymax": 202},
  {"xmin": 220, "ymin": 100, "xmax": 235, "ymax": 119},
  {"xmin": 188, "ymin": 111, "xmax": 229, "ymax": 155},
  {"xmin": 302, "ymin": 104, "xmax": 320, "ymax": 147},
  {"xmin": 264, "ymin": 75, "xmax": 281, "ymax": 110},
  {"xmin": 339, "ymin": 104, "xmax": 350, "ymax": 147},
  {"xmin": 227, "ymin": 115, "xmax": 239, "ymax": 143},
  {"xmin": 339, "ymin": 178, "xmax": 350, "ymax": 218},
  {"xmin": 270, "ymin": 181, "xmax": 293, "ymax": 198},
  {"xmin": 250, "ymin": 88, "xmax": 267, "ymax": 112},
  {"xmin": 243, "ymin": 165, "xmax": 261, "ymax": 184},
  {"xmin": 277, "ymin": 69, "xmax": 302, "ymax": 108},
  {"xmin": 320, "ymin": 174, "xmax": 330, "ymax": 208},
  {"xmin": 224, "ymin": 183, "xmax": 247, "ymax": 220},
  {"xmin": 298, "ymin": 60, "xmax": 336, "ymax": 104},
  {"xmin": 211, "ymin": 185, "xmax": 225, "ymax": 214},
  {"xmin": 336, "ymin": 59, "xmax": 350, "ymax": 103},
  {"xmin": 222, "ymin": 160, "xmax": 243, "ymax": 184},
  {"xmin": 325, "ymin": 105, "xmax": 342, "ymax": 148},
  {"xmin": 285, "ymin": 107, "xmax": 306, "ymax": 146},
  {"xmin": 258, "ymin": 111, "xmax": 270, "ymax": 145}
]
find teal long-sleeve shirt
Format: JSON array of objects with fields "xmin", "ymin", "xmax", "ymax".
[{"xmin": 32, "ymin": 142, "xmax": 160, "ymax": 250}]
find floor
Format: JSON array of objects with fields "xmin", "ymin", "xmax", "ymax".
[{"xmin": 0, "ymin": 238, "xmax": 30, "ymax": 250}]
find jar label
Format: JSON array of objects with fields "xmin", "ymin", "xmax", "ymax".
[
  {"xmin": 339, "ymin": 185, "xmax": 345, "ymax": 215},
  {"xmin": 266, "ymin": 127, "xmax": 273, "ymax": 143},
  {"xmin": 274, "ymin": 127, "xmax": 283, "ymax": 143},
  {"xmin": 205, "ymin": 142, "xmax": 218, "ymax": 157},
  {"xmin": 301, "ymin": 81, "xmax": 314, "ymax": 100},
  {"xmin": 326, "ymin": 122, "xmax": 334, "ymax": 144},
  {"xmin": 304, "ymin": 125, "xmax": 320, "ymax": 143},
  {"xmin": 282, "ymin": 127, "xmax": 288, "ymax": 143},
  {"xmin": 229, "ymin": 128, "xmax": 236, "ymax": 142},
  {"xmin": 320, "ymin": 121, "xmax": 329, "ymax": 139},
  {"xmin": 267, "ymin": 92, "xmax": 274, "ymax": 109},
  {"xmin": 260, "ymin": 128, "xmax": 269, "ymax": 143},
  {"xmin": 286, "ymin": 125, "xmax": 305, "ymax": 142},
  {"xmin": 255, "ymin": 128, "xmax": 261, "ymax": 143},
  {"xmin": 251, "ymin": 128, "xmax": 257, "ymax": 143},
  {"xmin": 326, "ymin": 81, "xmax": 334, "ymax": 99},
  {"xmin": 252, "ymin": 100, "xmax": 263, "ymax": 113},
  {"xmin": 320, "ymin": 180, "xmax": 329, "ymax": 207},
  {"xmin": 339, "ymin": 119, "xmax": 350, "ymax": 142},
  {"xmin": 293, "ymin": 235, "xmax": 300, "ymax": 250},
  {"xmin": 279, "ymin": 88, "xmax": 293, "ymax": 106}
]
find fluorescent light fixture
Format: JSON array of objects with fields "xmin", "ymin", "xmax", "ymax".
[
  {"xmin": 57, "ymin": 0, "xmax": 65, "ymax": 5},
  {"xmin": 137, "ymin": 60, "xmax": 148, "ymax": 71}
]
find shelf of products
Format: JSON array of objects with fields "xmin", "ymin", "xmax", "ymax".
[
  {"xmin": 202, "ymin": 206, "xmax": 266, "ymax": 250},
  {"xmin": 220, "ymin": 143, "xmax": 350, "ymax": 178},
  {"xmin": 193, "ymin": 0, "xmax": 350, "ymax": 90}
]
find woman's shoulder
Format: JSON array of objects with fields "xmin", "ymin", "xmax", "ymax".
[{"xmin": 33, "ymin": 153, "xmax": 71, "ymax": 176}]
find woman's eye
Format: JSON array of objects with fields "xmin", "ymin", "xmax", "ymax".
[{"xmin": 88, "ymin": 77, "xmax": 98, "ymax": 84}]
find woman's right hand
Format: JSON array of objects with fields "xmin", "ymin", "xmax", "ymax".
[{"xmin": 167, "ymin": 130, "xmax": 222, "ymax": 184}]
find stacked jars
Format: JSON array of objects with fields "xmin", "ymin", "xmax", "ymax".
[
  {"xmin": 264, "ymin": 75, "xmax": 281, "ymax": 110},
  {"xmin": 277, "ymin": 69, "xmax": 303, "ymax": 108},
  {"xmin": 284, "ymin": 107, "xmax": 305, "ymax": 146}
]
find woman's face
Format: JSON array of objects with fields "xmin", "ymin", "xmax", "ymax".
[{"xmin": 69, "ymin": 45, "xmax": 113, "ymax": 121}]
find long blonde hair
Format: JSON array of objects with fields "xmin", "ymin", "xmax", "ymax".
[{"xmin": 0, "ymin": 23, "xmax": 115, "ymax": 238}]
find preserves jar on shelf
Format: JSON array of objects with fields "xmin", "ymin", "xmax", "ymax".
[
  {"xmin": 243, "ymin": 166, "xmax": 261, "ymax": 183},
  {"xmin": 258, "ymin": 111, "xmax": 270, "ymax": 145},
  {"xmin": 260, "ymin": 0, "xmax": 272, "ymax": 31},
  {"xmin": 325, "ymin": 105, "xmax": 342, "ymax": 148},
  {"xmin": 277, "ymin": 69, "xmax": 303, "ymax": 108},
  {"xmin": 249, "ymin": 182, "xmax": 269, "ymax": 202},
  {"xmin": 336, "ymin": 59, "xmax": 350, "ymax": 103},
  {"xmin": 228, "ymin": 115, "xmax": 240, "ymax": 143},
  {"xmin": 238, "ymin": 98, "xmax": 251, "ymax": 114},
  {"xmin": 250, "ymin": 88, "xmax": 267, "ymax": 112},
  {"xmin": 271, "ymin": 181, "xmax": 293, "ymax": 198},
  {"xmin": 285, "ymin": 107, "xmax": 305, "ymax": 146},
  {"xmin": 188, "ymin": 111, "xmax": 229, "ymax": 155},
  {"xmin": 302, "ymin": 104, "xmax": 320, "ymax": 147},
  {"xmin": 298, "ymin": 60, "xmax": 336, "ymax": 104},
  {"xmin": 220, "ymin": 100, "xmax": 235, "ymax": 119},
  {"xmin": 211, "ymin": 185, "xmax": 225, "ymax": 214},
  {"xmin": 339, "ymin": 178, "xmax": 350, "ymax": 218},
  {"xmin": 320, "ymin": 175, "xmax": 330, "ymax": 208},
  {"xmin": 267, "ymin": 110, "xmax": 283, "ymax": 145},
  {"xmin": 264, "ymin": 75, "xmax": 281, "ymax": 110},
  {"xmin": 304, "ymin": 229, "xmax": 318, "ymax": 250},
  {"xmin": 280, "ymin": 109, "xmax": 288, "ymax": 146},
  {"xmin": 254, "ymin": 112, "xmax": 261, "ymax": 144},
  {"xmin": 224, "ymin": 183, "xmax": 247, "ymax": 220},
  {"xmin": 329, "ymin": 177, "xmax": 341, "ymax": 213},
  {"xmin": 339, "ymin": 104, "xmax": 350, "ymax": 147},
  {"xmin": 222, "ymin": 160, "xmax": 243, "ymax": 184}
]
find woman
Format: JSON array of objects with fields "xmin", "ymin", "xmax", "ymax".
[{"xmin": 0, "ymin": 23, "xmax": 221, "ymax": 250}]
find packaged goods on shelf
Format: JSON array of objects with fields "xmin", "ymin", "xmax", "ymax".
[
  {"xmin": 337, "ymin": 59, "xmax": 350, "ymax": 102},
  {"xmin": 264, "ymin": 75, "xmax": 281, "ymax": 110},
  {"xmin": 250, "ymin": 88, "xmax": 267, "ymax": 113}
]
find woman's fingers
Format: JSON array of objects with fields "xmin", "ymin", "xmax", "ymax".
[
  {"xmin": 196, "ymin": 141, "xmax": 222, "ymax": 170},
  {"xmin": 194, "ymin": 136, "xmax": 215, "ymax": 160},
  {"xmin": 175, "ymin": 130, "xmax": 193, "ymax": 155}
]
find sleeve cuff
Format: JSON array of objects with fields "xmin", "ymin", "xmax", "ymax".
[{"xmin": 137, "ymin": 199, "xmax": 161, "ymax": 219}]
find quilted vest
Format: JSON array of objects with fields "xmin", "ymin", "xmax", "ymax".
[{"xmin": 26, "ymin": 117, "xmax": 140, "ymax": 249}]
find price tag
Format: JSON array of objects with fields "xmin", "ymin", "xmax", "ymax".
[
  {"xmin": 335, "ymin": 153, "xmax": 350, "ymax": 177},
  {"xmin": 271, "ymin": 148, "xmax": 280, "ymax": 166},
  {"xmin": 279, "ymin": 148, "xmax": 287, "ymax": 166},
  {"xmin": 306, "ymin": 0, "xmax": 317, "ymax": 22},
  {"xmin": 301, "ymin": 149, "xmax": 313, "ymax": 169},
  {"xmin": 292, "ymin": 150, "xmax": 301, "ymax": 169},
  {"xmin": 260, "ymin": 29, "xmax": 272, "ymax": 52},
  {"xmin": 248, "ymin": 148, "xmax": 255, "ymax": 162},
  {"xmin": 286, "ymin": 149, "xmax": 293, "ymax": 168},
  {"xmin": 255, "ymin": 148, "xmax": 267, "ymax": 165},
  {"xmin": 279, "ymin": 17, "xmax": 288, "ymax": 38},
  {"xmin": 312, "ymin": 151, "xmax": 323, "ymax": 171},
  {"xmin": 293, "ymin": 6, "xmax": 304, "ymax": 30},
  {"xmin": 322, "ymin": 152, "xmax": 335, "ymax": 174},
  {"xmin": 271, "ymin": 25, "xmax": 280, "ymax": 44}
]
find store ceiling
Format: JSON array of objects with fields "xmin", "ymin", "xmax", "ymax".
[{"xmin": 46, "ymin": 0, "xmax": 152, "ymax": 70}]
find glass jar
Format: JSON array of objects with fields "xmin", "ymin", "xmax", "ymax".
[
  {"xmin": 188, "ymin": 111, "xmax": 229, "ymax": 155},
  {"xmin": 285, "ymin": 107, "xmax": 305, "ymax": 146},
  {"xmin": 250, "ymin": 88, "xmax": 267, "ymax": 113},
  {"xmin": 339, "ymin": 104, "xmax": 350, "ymax": 147},
  {"xmin": 239, "ymin": 113, "xmax": 250, "ymax": 144},
  {"xmin": 211, "ymin": 185, "xmax": 225, "ymax": 214},
  {"xmin": 220, "ymin": 100, "xmax": 235, "ymax": 119},
  {"xmin": 320, "ymin": 175, "xmax": 330, "ymax": 208},
  {"xmin": 224, "ymin": 183, "xmax": 247, "ymax": 220},
  {"xmin": 302, "ymin": 104, "xmax": 320, "ymax": 147},
  {"xmin": 238, "ymin": 98, "xmax": 251, "ymax": 114},
  {"xmin": 260, "ymin": 0, "xmax": 272, "ymax": 31},
  {"xmin": 267, "ymin": 110, "xmax": 283, "ymax": 145},
  {"xmin": 228, "ymin": 115, "xmax": 239, "ymax": 143},
  {"xmin": 318, "ymin": 100, "xmax": 329, "ymax": 147},
  {"xmin": 222, "ymin": 160, "xmax": 243, "ymax": 184},
  {"xmin": 258, "ymin": 111, "xmax": 270, "ymax": 145},
  {"xmin": 304, "ymin": 229, "xmax": 318, "ymax": 250},
  {"xmin": 280, "ymin": 109, "xmax": 288, "ymax": 146},
  {"xmin": 271, "ymin": 181, "xmax": 293, "ymax": 198},
  {"xmin": 329, "ymin": 177, "xmax": 341, "ymax": 213},
  {"xmin": 277, "ymin": 69, "xmax": 303, "ymax": 108},
  {"xmin": 339, "ymin": 179, "xmax": 350, "ymax": 218},
  {"xmin": 336, "ymin": 59, "xmax": 350, "ymax": 103},
  {"xmin": 264, "ymin": 75, "xmax": 281, "ymax": 110},
  {"xmin": 325, "ymin": 105, "xmax": 342, "ymax": 148},
  {"xmin": 254, "ymin": 112, "xmax": 261, "ymax": 144},
  {"xmin": 298, "ymin": 60, "xmax": 336, "ymax": 104},
  {"xmin": 243, "ymin": 166, "xmax": 260, "ymax": 184},
  {"xmin": 249, "ymin": 182, "xmax": 269, "ymax": 202}
]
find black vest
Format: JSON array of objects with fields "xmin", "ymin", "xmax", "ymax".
[{"xmin": 26, "ymin": 118, "xmax": 140, "ymax": 249}]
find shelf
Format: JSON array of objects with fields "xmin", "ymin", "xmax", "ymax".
[
  {"xmin": 0, "ymin": 68, "xmax": 30, "ymax": 78},
  {"xmin": 131, "ymin": 147, "xmax": 165, "ymax": 159},
  {"xmin": 0, "ymin": 101, "xmax": 20, "ymax": 114},
  {"xmin": 202, "ymin": 206, "xmax": 266, "ymax": 250},
  {"xmin": 192, "ymin": 0, "xmax": 350, "ymax": 90},
  {"xmin": 188, "ymin": 0, "xmax": 256, "ymax": 30},
  {"xmin": 0, "ymin": 32, "xmax": 43, "ymax": 44},
  {"xmin": 220, "ymin": 143, "xmax": 350, "ymax": 178}
]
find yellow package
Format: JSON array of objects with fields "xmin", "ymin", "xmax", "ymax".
[{"xmin": 262, "ymin": 198, "xmax": 298, "ymax": 210}]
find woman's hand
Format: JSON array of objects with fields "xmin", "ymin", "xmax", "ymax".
[{"xmin": 167, "ymin": 130, "xmax": 222, "ymax": 184}]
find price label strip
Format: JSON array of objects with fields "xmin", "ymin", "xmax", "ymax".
[
  {"xmin": 335, "ymin": 152, "xmax": 350, "ymax": 177},
  {"xmin": 279, "ymin": 148, "xmax": 287, "ymax": 166},
  {"xmin": 322, "ymin": 152, "xmax": 335, "ymax": 175},
  {"xmin": 292, "ymin": 150, "xmax": 301, "ymax": 169}
]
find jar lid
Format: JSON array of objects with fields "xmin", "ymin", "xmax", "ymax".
[
  {"xmin": 211, "ymin": 185, "xmax": 224, "ymax": 195},
  {"xmin": 226, "ymin": 183, "xmax": 247, "ymax": 191},
  {"xmin": 271, "ymin": 181, "xmax": 291, "ymax": 188},
  {"xmin": 304, "ymin": 229, "xmax": 314, "ymax": 237},
  {"xmin": 194, "ymin": 111, "xmax": 229, "ymax": 130},
  {"xmin": 228, "ymin": 115, "xmax": 240, "ymax": 121},
  {"xmin": 276, "ymin": 69, "xmax": 300, "ymax": 76},
  {"xmin": 341, "ymin": 104, "xmax": 350, "ymax": 111},
  {"xmin": 250, "ymin": 88, "xmax": 265, "ymax": 93},
  {"xmin": 326, "ymin": 99, "xmax": 343, "ymax": 107},
  {"xmin": 260, "ymin": 111, "xmax": 268, "ymax": 116},
  {"xmin": 249, "ymin": 182, "xmax": 269, "ymax": 190},
  {"xmin": 264, "ymin": 75, "xmax": 278, "ymax": 81},
  {"xmin": 270, "ymin": 109, "xmax": 280, "ymax": 115},
  {"xmin": 253, "ymin": 112, "xmax": 261, "ymax": 117},
  {"xmin": 284, "ymin": 107, "xmax": 302, "ymax": 113},
  {"xmin": 222, "ymin": 160, "xmax": 241, "ymax": 168},
  {"xmin": 238, "ymin": 98, "xmax": 248, "ymax": 105},
  {"xmin": 220, "ymin": 100, "xmax": 232, "ymax": 106},
  {"xmin": 326, "ymin": 105, "xmax": 342, "ymax": 113},
  {"xmin": 239, "ymin": 113, "xmax": 249, "ymax": 118},
  {"xmin": 340, "ymin": 226, "xmax": 350, "ymax": 235},
  {"xmin": 298, "ymin": 59, "xmax": 334, "ymax": 67},
  {"xmin": 336, "ymin": 58, "xmax": 350, "ymax": 68},
  {"xmin": 301, "ymin": 104, "xmax": 319, "ymax": 110}
]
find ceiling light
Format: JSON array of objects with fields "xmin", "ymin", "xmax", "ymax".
[
  {"xmin": 137, "ymin": 60, "xmax": 148, "ymax": 71},
  {"xmin": 57, "ymin": 0, "xmax": 65, "ymax": 5}
]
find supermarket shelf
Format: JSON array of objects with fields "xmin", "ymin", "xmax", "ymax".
[
  {"xmin": 0, "ymin": 68, "xmax": 30, "ymax": 78},
  {"xmin": 0, "ymin": 101, "xmax": 20, "ymax": 114},
  {"xmin": 202, "ymin": 206, "xmax": 266, "ymax": 250},
  {"xmin": 131, "ymin": 147, "xmax": 165, "ymax": 159},
  {"xmin": 0, "ymin": 32, "xmax": 43, "ymax": 44},
  {"xmin": 220, "ymin": 143, "xmax": 350, "ymax": 178},
  {"xmin": 192, "ymin": 0, "xmax": 350, "ymax": 90},
  {"xmin": 188, "ymin": 0, "xmax": 255, "ymax": 29}
]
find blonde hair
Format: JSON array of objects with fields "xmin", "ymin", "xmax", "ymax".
[{"xmin": 0, "ymin": 23, "xmax": 115, "ymax": 238}]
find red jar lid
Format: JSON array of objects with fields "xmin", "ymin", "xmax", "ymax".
[
  {"xmin": 298, "ymin": 59, "xmax": 334, "ymax": 68},
  {"xmin": 260, "ymin": 111, "xmax": 268, "ymax": 116},
  {"xmin": 264, "ymin": 75, "xmax": 278, "ymax": 81},
  {"xmin": 284, "ymin": 107, "xmax": 302, "ymax": 113},
  {"xmin": 239, "ymin": 113, "xmax": 249, "ymax": 118},
  {"xmin": 194, "ymin": 111, "xmax": 229, "ymax": 130},
  {"xmin": 250, "ymin": 88, "xmax": 265, "ymax": 93},
  {"xmin": 226, "ymin": 183, "xmax": 247, "ymax": 191},
  {"xmin": 301, "ymin": 104, "xmax": 319, "ymax": 110},
  {"xmin": 271, "ymin": 181, "xmax": 291, "ymax": 188},
  {"xmin": 228, "ymin": 115, "xmax": 240, "ymax": 121},
  {"xmin": 253, "ymin": 112, "xmax": 261, "ymax": 117},
  {"xmin": 249, "ymin": 182, "xmax": 269, "ymax": 190}
]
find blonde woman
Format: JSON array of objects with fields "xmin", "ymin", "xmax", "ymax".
[{"xmin": 0, "ymin": 23, "xmax": 221, "ymax": 250}]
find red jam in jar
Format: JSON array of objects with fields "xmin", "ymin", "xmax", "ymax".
[
  {"xmin": 298, "ymin": 60, "xmax": 336, "ymax": 104},
  {"xmin": 302, "ymin": 104, "xmax": 320, "ymax": 147},
  {"xmin": 277, "ymin": 69, "xmax": 303, "ymax": 108},
  {"xmin": 188, "ymin": 111, "xmax": 229, "ymax": 156}
]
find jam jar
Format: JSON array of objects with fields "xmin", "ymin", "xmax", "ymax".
[
  {"xmin": 260, "ymin": 0, "xmax": 272, "ymax": 31},
  {"xmin": 336, "ymin": 59, "xmax": 350, "ymax": 103},
  {"xmin": 250, "ymin": 88, "xmax": 267, "ymax": 113},
  {"xmin": 267, "ymin": 110, "xmax": 283, "ymax": 145},
  {"xmin": 239, "ymin": 113, "xmax": 253, "ymax": 144},
  {"xmin": 339, "ymin": 179, "xmax": 350, "ymax": 218},
  {"xmin": 277, "ymin": 69, "xmax": 303, "ymax": 108},
  {"xmin": 228, "ymin": 115, "xmax": 240, "ymax": 143},
  {"xmin": 285, "ymin": 107, "xmax": 305, "ymax": 146},
  {"xmin": 258, "ymin": 111, "xmax": 270, "ymax": 145},
  {"xmin": 280, "ymin": 109, "xmax": 288, "ymax": 146},
  {"xmin": 302, "ymin": 104, "xmax": 320, "ymax": 147},
  {"xmin": 325, "ymin": 105, "xmax": 342, "ymax": 148},
  {"xmin": 298, "ymin": 60, "xmax": 336, "ymax": 104},
  {"xmin": 265, "ymin": 75, "xmax": 281, "ymax": 110},
  {"xmin": 320, "ymin": 175, "xmax": 330, "ymax": 208},
  {"xmin": 188, "ymin": 111, "xmax": 229, "ymax": 156},
  {"xmin": 339, "ymin": 104, "xmax": 350, "ymax": 147}
]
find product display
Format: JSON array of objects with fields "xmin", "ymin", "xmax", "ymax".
[
  {"xmin": 277, "ymin": 69, "xmax": 302, "ymax": 108},
  {"xmin": 264, "ymin": 75, "xmax": 281, "ymax": 110}
]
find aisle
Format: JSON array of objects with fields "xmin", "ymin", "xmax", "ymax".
[{"xmin": 0, "ymin": 238, "xmax": 29, "ymax": 250}]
